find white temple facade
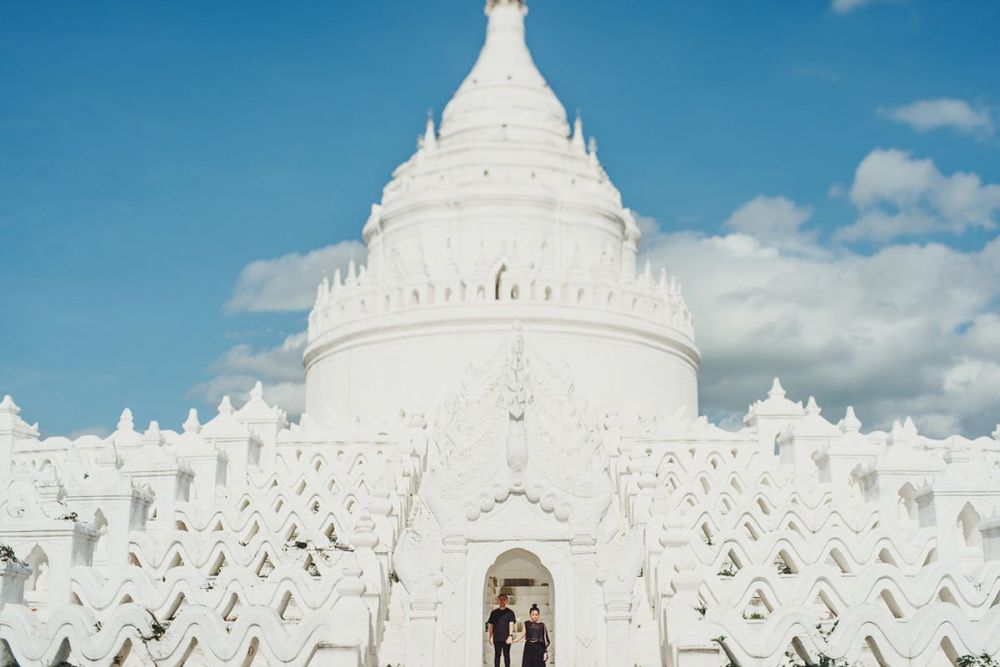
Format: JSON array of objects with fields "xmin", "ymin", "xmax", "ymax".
[{"xmin": 2, "ymin": 1, "xmax": 1000, "ymax": 665}]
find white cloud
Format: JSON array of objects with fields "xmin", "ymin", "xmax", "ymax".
[
  {"xmin": 190, "ymin": 332, "xmax": 308, "ymax": 417},
  {"xmin": 640, "ymin": 208, "xmax": 1000, "ymax": 438},
  {"xmin": 837, "ymin": 149, "xmax": 1000, "ymax": 242},
  {"xmin": 199, "ymin": 238, "xmax": 364, "ymax": 417},
  {"xmin": 226, "ymin": 240, "xmax": 365, "ymax": 313},
  {"xmin": 832, "ymin": 0, "xmax": 906, "ymax": 15},
  {"xmin": 724, "ymin": 196, "xmax": 817, "ymax": 254},
  {"xmin": 881, "ymin": 98, "xmax": 994, "ymax": 137}
]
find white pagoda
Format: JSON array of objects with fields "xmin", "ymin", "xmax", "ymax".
[{"xmin": 2, "ymin": 1, "xmax": 1000, "ymax": 666}]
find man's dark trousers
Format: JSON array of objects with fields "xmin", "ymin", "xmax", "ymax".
[{"xmin": 494, "ymin": 641, "xmax": 511, "ymax": 667}]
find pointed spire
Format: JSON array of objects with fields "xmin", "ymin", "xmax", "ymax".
[
  {"xmin": 805, "ymin": 396, "xmax": 821, "ymax": 416},
  {"xmin": 992, "ymin": 424, "xmax": 1000, "ymax": 442},
  {"xmin": 218, "ymin": 396, "xmax": 234, "ymax": 416},
  {"xmin": 642, "ymin": 259, "xmax": 653, "ymax": 283},
  {"xmin": 117, "ymin": 408, "xmax": 135, "ymax": 432},
  {"xmin": 333, "ymin": 268, "xmax": 343, "ymax": 291},
  {"xmin": 588, "ymin": 136, "xmax": 598, "ymax": 165},
  {"xmin": 658, "ymin": 268, "xmax": 668, "ymax": 290},
  {"xmin": 840, "ymin": 406, "xmax": 861, "ymax": 434},
  {"xmin": 250, "ymin": 381, "xmax": 264, "ymax": 402},
  {"xmin": 768, "ymin": 378, "xmax": 786, "ymax": 400},
  {"xmin": 571, "ymin": 111, "xmax": 585, "ymax": 153},
  {"xmin": 0, "ymin": 394, "xmax": 19, "ymax": 416},
  {"xmin": 346, "ymin": 260, "xmax": 358, "ymax": 286},
  {"xmin": 423, "ymin": 110, "xmax": 437, "ymax": 150},
  {"xmin": 888, "ymin": 418, "xmax": 917, "ymax": 447},
  {"xmin": 183, "ymin": 408, "xmax": 201, "ymax": 434},
  {"xmin": 144, "ymin": 420, "xmax": 162, "ymax": 446}
]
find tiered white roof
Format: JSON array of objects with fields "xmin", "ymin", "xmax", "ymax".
[
  {"xmin": 304, "ymin": 0, "xmax": 699, "ymax": 429},
  {"xmin": 364, "ymin": 0, "xmax": 638, "ymax": 278}
]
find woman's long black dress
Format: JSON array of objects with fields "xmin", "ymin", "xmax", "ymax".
[{"xmin": 522, "ymin": 620, "xmax": 549, "ymax": 667}]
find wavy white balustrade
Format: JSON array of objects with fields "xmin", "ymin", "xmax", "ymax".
[{"xmin": 617, "ymin": 390, "xmax": 1000, "ymax": 666}]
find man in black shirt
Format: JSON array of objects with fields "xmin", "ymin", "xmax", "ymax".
[{"xmin": 486, "ymin": 593, "xmax": 516, "ymax": 667}]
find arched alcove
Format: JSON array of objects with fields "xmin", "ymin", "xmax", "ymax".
[
  {"xmin": 92, "ymin": 509, "xmax": 110, "ymax": 567},
  {"xmin": 957, "ymin": 502, "xmax": 982, "ymax": 550},
  {"xmin": 482, "ymin": 549, "xmax": 555, "ymax": 665},
  {"xmin": 494, "ymin": 265, "xmax": 507, "ymax": 301},
  {"xmin": 897, "ymin": 483, "xmax": 918, "ymax": 522},
  {"xmin": 24, "ymin": 544, "xmax": 50, "ymax": 606}
]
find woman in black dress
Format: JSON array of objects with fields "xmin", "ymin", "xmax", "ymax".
[{"xmin": 516, "ymin": 604, "xmax": 550, "ymax": 666}]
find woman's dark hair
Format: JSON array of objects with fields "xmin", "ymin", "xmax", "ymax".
[{"xmin": 529, "ymin": 604, "xmax": 539, "ymax": 613}]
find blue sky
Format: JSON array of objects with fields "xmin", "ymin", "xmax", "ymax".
[{"xmin": 2, "ymin": 0, "xmax": 999, "ymax": 437}]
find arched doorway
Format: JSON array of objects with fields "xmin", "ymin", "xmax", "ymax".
[
  {"xmin": 92, "ymin": 509, "xmax": 110, "ymax": 567},
  {"xmin": 494, "ymin": 264, "xmax": 507, "ymax": 301},
  {"xmin": 24, "ymin": 544, "xmax": 49, "ymax": 607},
  {"xmin": 482, "ymin": 549, "xmax": 555, "ymax": 665}
]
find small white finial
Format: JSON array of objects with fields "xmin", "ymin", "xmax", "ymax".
[
  {"xmin": 768, "ymin": 378, "xmax": 785, "ymax": 399},
  {"xmin": 658, "ymin": 268, "xmax": 668, "ymax": 289},
  {"xmin": 805, "ymin": 396, "xmax": 820, "ymax": 416},
  {"xmin": 903, "ymin": 416, "xmax": 918, "ymax": 435},
  {"xmin": 347, "ymin": 260, "xmax": 357, "ymax": 285},
  {"xmin": 333, "ymin": 268, "xmax": 343, "ymax": 289},
  {"xmin": 183, "ymin": 409, "xmax": 201, "ymax": 434},
  {"xmin": 643, "ymin": 260, "xmax": 652, "ymax": 281},
  {"xmin": 588, "ymin": 136, "xmax": 598, "ymax": 162},
  {"xmin": 571, "ymin": 112, "xmax": 585, "ymax": 153},
  {"xmin": 841, "ymin": 406, "xmax": 861, "ymax": 434},
  {"xmin": 250, "ymin": 381, "xmax": 264, "ymax": 401},
  {"xmin": 992, "ymin": 424, "xmax": 1000, "ymax": 441},
  {"xmin": 0, "ymin": 395, "xmax": 20, "ymax": 415},
  {"xmin": 144, "ymin": 420, "xmax": 162, "ymax": 445},
  {"xmin": 423, "ymin": 111, "xmax": 437, "ymax": 150},
  {"xmin": 218, "ymin": 396, "xmax": 234, "ymax": 416},
  {"xmin": 117, "ymin": 408, "xmax": 135, "ymax": 432}
]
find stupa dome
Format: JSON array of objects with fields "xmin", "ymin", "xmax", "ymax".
[{"xmin": 304, "ymin": 0, "xmax": 699, "ymax": 427}]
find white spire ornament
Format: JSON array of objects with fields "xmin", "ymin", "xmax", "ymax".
[
  {"xmin": 422, "ymin": 110, "xmax": 437, "ymax": 151},
  {"xmin": 183, "ymin": 408, "xmax": 201, "ymax": 434},
  {"xmin": 840, "ymin": 406, "xmax": 862, "ymax": 434},
  {"xmin": 572, "ymin": 112, "xmax": 586, "ymax": 153},
  {"xmin": 768, "ymin": 378, "xmax": 786, "ymax": 400}
]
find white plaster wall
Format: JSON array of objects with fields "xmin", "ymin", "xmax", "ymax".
[{"xmin": 304, "ymin": 304, "xmax": 699, "ymax": 427}]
